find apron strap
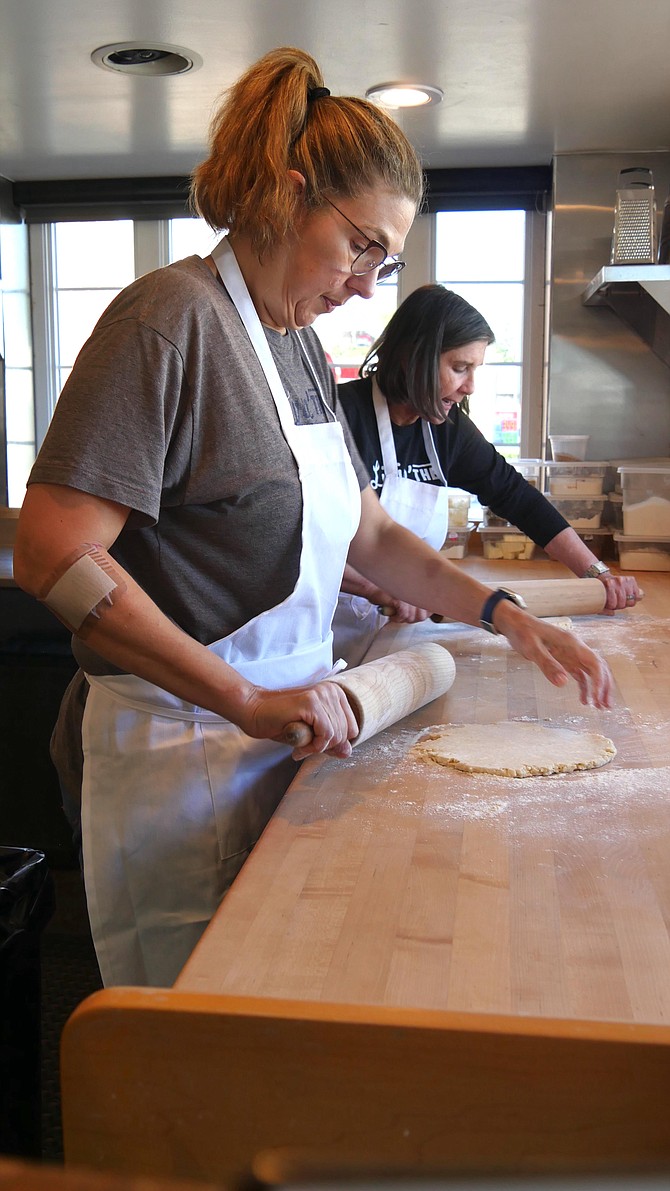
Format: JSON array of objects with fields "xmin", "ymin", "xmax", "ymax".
[
  {"xmin": 372, "ymin": 376, "xmax": 447, "ymax": 486},
  {"xmin": 211, "ymin": 238, "xmax": 298, "ymax": 439}
]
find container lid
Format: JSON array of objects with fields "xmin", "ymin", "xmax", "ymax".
[
  {"xmin": 477, "ymin": 525, "xmax": 529, "ymax": 537},
  {"xmin": 617, "ymin": 465, "xmax": 670, "ymax": 475},
  {"xmin": 443, "ymin": 523, "xmax": 475, "ymax": 539},
  {"xmin": 614, "ymin": 532, "xmax": 670, "ymax": 542},
  {"xmin": 609, "ymin": 456, "xmax": 670, "ymax": 467},
  {"xmin": 544, "ymin": 461, "xmax": 607, "ymax": 470},
  {"xmin": 546, "ymin": 494, "xmax": 608, "ymax": 504}
]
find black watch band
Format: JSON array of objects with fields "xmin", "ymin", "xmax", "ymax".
[{"xmin": 480, "ymin": 587, "xmax": 527, "ymax": 635}]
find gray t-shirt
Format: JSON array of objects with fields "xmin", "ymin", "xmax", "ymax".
[{"xmin": 29, "ymin": 254, "xmax": 368, "ymax": 671}]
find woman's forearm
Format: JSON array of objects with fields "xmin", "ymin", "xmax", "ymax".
[
  {"xmin": 542, "ymin": 526, "xmax": 602, "ymax": 576},
  {"xmin": 340, "ymin": 562, "xmax": 393, "ymax": 605},
  {"xmin": 348, "ymin": 492, "xmax": 493, "ymax": 627},
  {"xmin": 542, "ymin": 525, "xmax": 643, "ymax": 610}
]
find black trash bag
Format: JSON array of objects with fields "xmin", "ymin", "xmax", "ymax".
[{"xmin": 0, "ymin": 846, "xmax": 55, "ymax": 1158}]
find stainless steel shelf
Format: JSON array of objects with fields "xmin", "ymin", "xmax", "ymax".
[
  {"xmin": 583, "ymin": 263, "xmax": 670, "ymax": 309},
  {"xmin": 582, "ymin": 265, "xmax": 670, "ymax": 367}
]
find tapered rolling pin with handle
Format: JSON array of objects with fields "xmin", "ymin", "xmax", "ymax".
[
  {"xmin": 280, "ymin": 641, "xmax": 456, "ymax": 749},
  {"xmin": 380, "ymin": 578, "xmax": 607, "ymax": 623}
]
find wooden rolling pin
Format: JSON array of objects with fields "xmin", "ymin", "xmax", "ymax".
[
  {"xmin": 280, "ymin": 641, "xmax": 456, "ymax": 749},
  {"xmin": 380, "ymin": 577, "xmax": 607, "ymax": 622},
  {"xmin": 501, "ymin": 577, "xmax": 607, "ymax": 617}
]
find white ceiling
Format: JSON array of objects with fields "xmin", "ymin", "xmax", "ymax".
[{"xmin": 1, "ymin": 0, "xmax": 670, "ymax": 183}]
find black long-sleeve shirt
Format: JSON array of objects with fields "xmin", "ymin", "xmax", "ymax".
[{"xmin": 338, "ymin": 376, "xmax": 569, "ymax": 548}]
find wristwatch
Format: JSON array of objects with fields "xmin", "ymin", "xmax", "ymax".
[
  {"xmin": 480, "ymin": 587, "xmax": 527, "ymax": 635},
  {"xmin": 581, "ymin": 562, "xmax": 611, "ymax": 579}
]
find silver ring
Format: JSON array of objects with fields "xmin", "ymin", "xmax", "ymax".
[{"xmin": 626, "ymin": 594, "xmax": 635, "ymax": 602}]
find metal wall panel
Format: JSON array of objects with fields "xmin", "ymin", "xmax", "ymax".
[{"xmin": 548, "ymin": 152, "xmax": 670, "ymax": 460}]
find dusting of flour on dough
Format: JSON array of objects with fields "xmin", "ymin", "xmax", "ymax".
[{"xmin": 412, "ymin": 721, "xmax": 616, "ymax": 778}]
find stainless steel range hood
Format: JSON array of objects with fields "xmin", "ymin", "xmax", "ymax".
[{"xmin": 582, "ymin": 264, "xmax": 670, "ymax": 366}]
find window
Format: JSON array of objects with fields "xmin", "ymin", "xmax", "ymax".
[
  {"xmin": 29, "ymin": 220, "xmax": 136, "ymax": 458},
  {"xmin": 1, "ymin": 221, "xmax": 33, "ymax": 505},
  {"xmin": 51, "ymin": 221, "xmax": 136, "ymax": 392},
  {"xmin": 167, "ymin": 215, "xmax": 401, "ymax": 385},
  {"xmin": 16, "ymin": 205, "xmax": 544, "ymax": 505},
  {"xmin": 435, "ymin": 210, "xmax": 526, "ymax": 461},
  {"xmin": 311, "ymin": 279, "xmax": 399, "ymax": 382},
  {"xmin": 169, "ymin": 217, "xmax": 219, "ymax": 262}
]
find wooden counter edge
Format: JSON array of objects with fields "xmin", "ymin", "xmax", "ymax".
[
  {"xmin": 60, "ymin": 984, "xmax": 670, "ymax": 1040},
  {"xmin": 0, "ymin": 1155, "xmax": 225, "ymax": 1190},
  {"xmin": 61, "ymin": 987, "xmax": 670, "ymax": 1183}
]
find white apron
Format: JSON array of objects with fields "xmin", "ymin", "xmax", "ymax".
[
  {"xmin": 81, "ymin": 238, "xmax": 361, "ymax": 987},
  {"xmin": 332, "ymin": 377, "xmax": 448, "ymax": 668}
]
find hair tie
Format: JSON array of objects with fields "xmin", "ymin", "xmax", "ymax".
[{"xmin": 307, "ymin": 86, "xmax": 331, "ymax": 101}]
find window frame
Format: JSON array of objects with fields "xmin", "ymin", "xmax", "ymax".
[
  {"xmin": 25, "ymin": 209, "xmax": 548, "ymax": 464},
  {"xmin": 397, "ymin": 208, "xmax": 547, "ymax": 459},
  {"xmin": 28, "ymin": 220, "xmax": 170, "ymax": 448}
]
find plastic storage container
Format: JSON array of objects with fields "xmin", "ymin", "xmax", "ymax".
[
  {"xmin": 618, "ymin": 467, "xmax": 670, "ymax": 536},
  {"xmin": 478, "ymin": 526, "xmax": 536, "ymax": 560},
  {"xmin": 607, "ymin": 492, "xmax": 623, "ymax": 530},
  {"xmin": 545, "ymin": 495, "xmax": 609, "ymax": 529},
  {"xmin": 614, "ymin": 533, "xmax": 670, "ymax": 571},
  {"xmin": 513, "ymin": 458, "xmax": 543, "ymax": 488},
  {"xmin": 543, "ymin": 462, "xmax": 609, "ymax": 496},
  {"xmin": 446, "ymin": 488, "xmax": 471, "ymax": 529},
  {"xmin": 548, "ymin": 434, "xmax": 589, "ymax": 462},
  {"xmin": 608, "ymin": 458, "xmax": 670, "ymax": 493},
  {"xmin": 440, "ymin": 525, "xmax": 472, "ymax": 559},
  {"xmin": 575, "ymin": 529, "xmax": 612, "ymax": 560},
  {"xmin": 482, "ymin": 507, "xmax": 512, "ymax": 528}
]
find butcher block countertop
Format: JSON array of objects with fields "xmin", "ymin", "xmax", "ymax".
[{"xmin": 176, "ymin": 559, "xmax": 670, "ymax": 1025}]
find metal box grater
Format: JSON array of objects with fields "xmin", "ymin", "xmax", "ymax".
[{"xmin": 610, "ymin": 167, "xmax": 657, "ymax": 264}]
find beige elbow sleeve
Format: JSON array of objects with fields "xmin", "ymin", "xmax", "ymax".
[{"xmin": 38, "ymin": 543, "xmax": 126, "ymax": 634}]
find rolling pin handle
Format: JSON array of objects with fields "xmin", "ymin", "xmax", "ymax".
[
  {"xmin": 380, "ymin": 605, "xmax": 446, "ymax": 622},
  {"xmin": 280, "ymin": 721, "xmax": 314, "ymax": 748}
]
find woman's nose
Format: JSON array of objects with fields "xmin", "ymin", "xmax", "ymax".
[{"xmin": 348, "ymin": 269, "xmax": 378, "ymax": 299}]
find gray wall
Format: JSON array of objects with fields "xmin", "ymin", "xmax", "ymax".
[
  {"xmin": 0, "ymin": 176, "xmax": 20, "ymax": 224},
  {"xmin": 548, "ymin": 152, "xmax": 670, "ymax": 460}
]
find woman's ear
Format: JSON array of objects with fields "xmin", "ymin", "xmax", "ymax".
[{"xmin": 287, "ymin": 169, "xmax": 307, "ymax": 194}]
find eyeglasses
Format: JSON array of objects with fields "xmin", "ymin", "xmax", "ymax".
[{"xmin": 324, "ymin": 196, "xmax": 405, "ymax": 280}]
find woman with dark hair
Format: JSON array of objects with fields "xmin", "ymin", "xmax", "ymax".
[{"xmin": 334, "ymin": 284, "xmax": 641, "ymax": 667}]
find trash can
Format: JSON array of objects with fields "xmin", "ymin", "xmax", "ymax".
[{"xmin": 0, "ymin": 846, "xmax": 55, "ymax": 1158}]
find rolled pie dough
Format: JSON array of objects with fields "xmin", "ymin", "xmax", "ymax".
[{"xmin": 413, "ymin": 721, "xmax": 616, "ymax": 778}]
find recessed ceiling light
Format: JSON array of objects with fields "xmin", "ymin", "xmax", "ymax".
[
  {"xmin": 365, "ymin": 83, "xmax": 443, "ymax": 109},
  {"xmin": 91, "ymin": 42, "xmax": 202, "ymax": 77}
]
